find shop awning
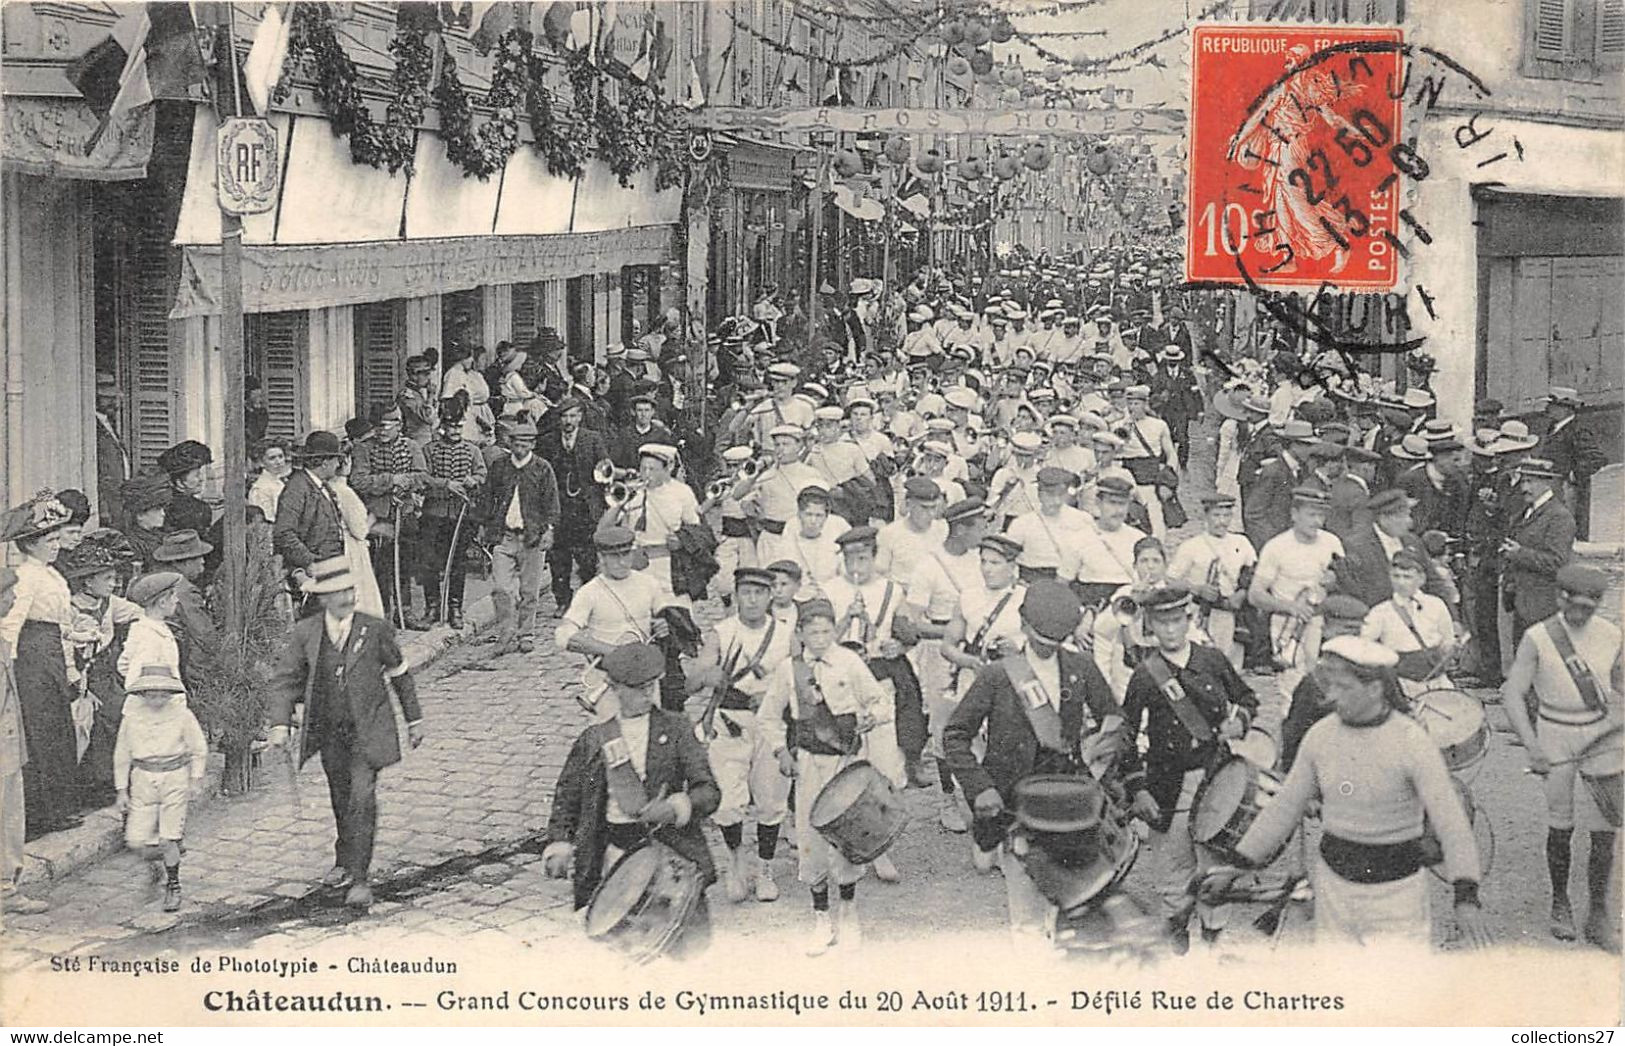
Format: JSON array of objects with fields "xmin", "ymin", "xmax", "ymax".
[
  {"xmin": 0, "ymin": 97, "xmax": 154, "ymax": 182},
  {"xmin": 171, "ymin": 107, "xmax": 679, "ymax": 316},
  {"xmin": 170, "ymin": 225, "xmax": 674, "ymax": 318}
]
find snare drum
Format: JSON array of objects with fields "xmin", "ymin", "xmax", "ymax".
[
  {"xmin": 1410, "ymin": 688, "xmax": 1489, "ymax": 781},
  {"xmin": 810, "ymin": 760, "xmax": 909, "ymax": 865},
  {"xmin": 1579, "ymin": 725, "xmax": 1624, "ymax": 829},
  {"xmin": 1191, "ymin": 757, "xmax": 1286, "ymax": 865},
  {"xmin": 1227, "ymin": 728, "xmax": 1279, "ymax": 772},
  {"xmin": 583, "ymin": 841, "xmax": 708, "ymax": 965}
]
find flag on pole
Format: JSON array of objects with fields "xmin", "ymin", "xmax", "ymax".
[
  {"xmin": 682, "ymin": 56, "xmax": 706, "ymax": 109},
  {"xmin": 243, "ymin": 3, "xmax": 292, "ymax": 116},
  {"xmin": 469, "ymin": 1, "xmax": 519, "ymax": 55},
  {"xmin": 68, "ymin": 4, "xmax": 203, "ymax": 153}
]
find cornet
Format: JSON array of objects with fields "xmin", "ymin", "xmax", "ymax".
[
  {"xmin": 592, "ymin": 459, "xmax": 638, "ymax": 486},
  {"xmin": 739, "ymin": 452, "xmax": 774, "ymax": 481},
  {"xmin": 606, "ymin": 478, "xmax": 645, "ymax": 509},
  {"xmin": 705, "ymin": 477, "xmax": 732, "ymax": 502}
]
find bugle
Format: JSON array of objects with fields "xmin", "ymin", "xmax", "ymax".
[
  {"xmin": 593, "ymin": 458, "xmax": 638, "ymax": 486},
  {"xmin": 606, "ymin": 478, "xmax": 645, "ymax": 509}
]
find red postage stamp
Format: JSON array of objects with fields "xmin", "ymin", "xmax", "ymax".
[{"xmin": 1185, "ymin": 24, "xmax": 1405, "ymax": 290}]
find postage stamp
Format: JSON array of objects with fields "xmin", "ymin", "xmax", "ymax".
[{"xmin": 1185, "ymin": 24, "xmax": 1405, "ymax": 290}]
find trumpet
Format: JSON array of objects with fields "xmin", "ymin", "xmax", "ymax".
[
  {"xmin": 593, "ymin": 459, "xmax": 638, "ymax": 486},
  {"xmin": 739, "ymin": 452, "xmax": 774, "ymax": 481},
  {"xmin": 606, "ymin": 478, "xmax": 645, "ymax": 509},
  {"xmin": 705, "ymin": 477, "xmax": 733, "ymax": 502}
]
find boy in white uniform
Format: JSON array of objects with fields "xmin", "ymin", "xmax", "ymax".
[
  {"xmin": 550, "ymin": 526, "xmax": 667, "ymax": 707},
  {"xmin": 1361, "ymin": 549, "xmax": 1458, "ymax": 697},
  {"xmin": 688, "ymin": 568, "xmax": 794, "ymax": 903},
  {"xmin": 1249, "ymin": 486, "xmax": 1345, "ymax": 731},
  {"xmin": 758, "ymin": 485, "xmax": 848, "ymax": 601},
  {"xmin": 115, "ymin": 663, "xmax": 208, "ymax": 912},
  {"xmin": 1007, "ymin": 467, "xmax": 1092, "ymax": 584},
  {"xmin": 757, "ymin": 599, "xmax": 893, "ymax": 955},
  {"xmin": 1169, "ymin": 494, "xmax": 1257, "ymax": 669}
]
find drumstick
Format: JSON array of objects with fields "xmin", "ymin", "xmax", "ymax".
[{"xmin": 1522, "ymin": 726, "xmax": 1625, "ymax": 773}]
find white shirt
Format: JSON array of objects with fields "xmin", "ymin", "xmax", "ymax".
[
  {"xmin": 117, "ymin": 614, "xmax": 181, "ymax": 686},
  {"xmin": 757, "ymin": 644, "xmax": 891, "ymax": 756},
  {"xmin": 1007, "ymin": 505, "xmax": 1094, "ymax": 574},
  {"xmin": 876, "ymin": 518, "xmax": 948, "ymax": 583},
  {"xmin": 759, "ymin": 516, "xmax": 849, "ymax": 600},
  {"xmin": 249, "ymin": 471, "xmax": 286, "ymax": 524},
  {"xmin": 0, "ymin": 558, "xmax": 72, "ymax": 655},
  {"xmin": 988, "ymin": 464, "xmax": 1040, "ymax": 519},
  {"xmin": 907, "ymin": 546, "xmax": 983, "ymax": 623},
  {"xmin": 958, "ymin": 583, "xmax": 1026, "ymax": 660},
  {"xmin": 628, "ymin": 480, "xmax": 700, "ymax": 549},
  {"xmin": 748, "ymin": 461, "xmax": 824, "ymax": 524},
  {"xmin": 1169, "ymin": 531, "xmax": 1258, "ymax": 601},
  {"xmin": 1362, "ymin": 592, "xmax": 1455, "ymax": 653},
  {"xmin": 556, "ymin": 572, "xmax": 662, "ymax": 649},
  {"xmin": 806, "ymin": 439, "xmax": 869, "ymax": 488},
  {"xmin": 1073, "ymin": 521, "xmax": 1147, "ymax": 586},
  {"xmin": 605, "ymin": 713, "xmax": 652, "ymax": 824},
  {"xmin": 1526, "ymin": 615, "xmax": 1622, "ymax": 717},
  {"xmin": 1255, "ymin": 529, "xmax": 1345, "ymax": 603},
  {"xmin": 712, "ymin": 614, "xmax": 793, "ymax": 703},
  {"xmin": 505, "ymin": 453, "xmax": 534, "ymax": 530},
  {"xmin": 823, "ymin": 574, "xmax": 906, "ymax": 657}
]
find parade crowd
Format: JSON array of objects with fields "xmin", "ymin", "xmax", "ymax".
[{"xmin": 1, "ymin": 243, "xmax": 1618, "ymax": 961}]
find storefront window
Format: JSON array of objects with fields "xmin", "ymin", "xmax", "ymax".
[{"xmin": 442, "ymin": 289, "xmax": 484, "ymax": 354}]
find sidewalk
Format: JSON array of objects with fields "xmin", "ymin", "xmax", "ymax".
[{"xmin": 15, "ymin": 580, "xmax": 501, "ymax": 890}]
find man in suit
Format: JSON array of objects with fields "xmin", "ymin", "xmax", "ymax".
[
  {"xmin": 93, "ymin": 372, "xmax": 128, "ymax": 528},
  {"xmin": 1540, "ymin": 386, "xmax": 1607, "ymax": 540},
  {"xmin": 944, "ymin": 582, "xmax": 1131, "ymax": 940},
  {"xmin": 1332, "ymin": 488, "xmax": 1446, "ymax": 611},
  {"xmin": 542, "ymin": 641, "xmax": 720, "ymax": 924},
  {"xmin": 267, "ymin": 558, "xmax": 425, "ymax": 909},
  {"xmin": 1500, "ymin": 458, "xmax": 1578, "ymax": 641},
  {"xmin": 539, "ymin": 397, "xmax": 609, "ymax": 611},
  {"xmin": 1399, "ymin": 435, "xmax": 1469, "ymax": 536},
  {"xmin": 1243, "ymin": 419, "xmax": 1316, "ymax": 548},
  {"xmin": 608, "ymin": 394, "xmax": 676, "ymax": 472},
  {"xmin": 272, "ymin": 432, "xmax": 350, "ymax": 615},
  {"xmin": 530, "ymin": 328, "xmax": 572, "ymax": 405}
]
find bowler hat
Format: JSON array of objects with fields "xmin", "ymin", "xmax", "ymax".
[{"xmin": 294, "ymin": 431, "xmax": 345, "ymax": 462}]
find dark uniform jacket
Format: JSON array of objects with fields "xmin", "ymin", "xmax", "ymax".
[
  {"xmin": 267, "ymin": 612, "xmax": 422, "ymax": 770},
  {"xmin": 1542, "ymin": 414, "xmax": 1607, "ymax": 488},
  {"xmin": 1331, "ymin": 522, "xmax": 1442, "ymax": 609},
  {"xmin": 1120, "ymin": 643, "xmax": 1258, "ymax": 831},
  {"xmin": 540, "ymin": 426, "xmax": 609, "ymax": 540},
  {"xmin": 271, "ymin": 469, "xmax": 346, "ymax": 572},
  {"xmin": 545, "ymin": 710, "xmax": 720, "ymax": 910},
  {"xmin": 1501, "ymin": 492, "xmax": 1576, "ymax": 624},
  {"xmin": 943, "ymin": 650, "xmax": 1120, "ymax": 809},
  {"xmin": 1242, "ymin": 451, "xmax": 1304, "ymax": 547},
  {"xmin": 1398, "ymin": 463, "xmax": 1469, "ymax": 536},
  {"xmin": 609, "ymin": 422, "xmax": 676, "ymax": 472}
]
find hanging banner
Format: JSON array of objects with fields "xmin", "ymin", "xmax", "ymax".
[{"xmin": 687, "ymin": 105, "xmax": 1184, "ymax": 137}]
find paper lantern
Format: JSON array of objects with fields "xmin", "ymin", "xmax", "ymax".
[
  {"xmin": 959, "ymin": 156, "xmax": 986, "ymax": 181},
  {"xmin": 964, "ymin": 19, "xmax": 991, "ymax": 47},
  {"xmin": 942, "ymin": 18, "xmax": 965, "ymax": 46},
  {"xmin": 1023, "ymin": 142, "xmax": 1052, "ymax": 171},
  {"xmin": 834, "ymin": 148, "xmax": 864, "ymax": 178},
  {"xmin": 991, "ymin": 16, "xmax": 1015, "ymax": 43},
  {"xmin": 1086, "ymin": 145, "xmax": 1114, "ymax": 176},
  {"xmin": 994, "ymin": 153, "xmax": 1019, "ymax": 180},
  {"xmin": 947, "ymin": 53, "xmax": 971, "ymax": 77},
  {"xmin": 1001, "ymin": 86, "xmax": 1022, "ymax": 103},
  {"xmin": 883, "ymin": 135, "xmax": 911, "ymax": 165},
  {"xmin": 969, "ymin": 49, "xmax": 994, "ymax": 75},
  {"xmin": 999, "ymin": 64, "xmax": 1024, "ymax": 87},
  {"xmin": 917, "ymin": 148, "xmax": 944, "ymax": 174},
  {"xmin": 1044, "ymin": 64, "xmax": 1065, "ymax": 82}
]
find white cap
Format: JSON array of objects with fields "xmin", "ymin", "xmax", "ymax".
[
  {"xmin": 638, "ymin": 443, "xmax": 679, "ymax": 466},
  {"xmin": 1320, "ymin": 635, "xmax": 1400, "ymax": 668},
  {"xmin": 1010, "ymin": 431, "xmax": 1044, "ymax": 454}
]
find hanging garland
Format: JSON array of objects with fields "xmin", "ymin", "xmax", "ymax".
[
  {"xmin": 723, "ymin": 6, "xmax": 944, "ymax": 68},
  {"xmin": 1015, "ymin": 0, "xmax": 1228, "ymax": 76},
  {"xmin": 526, "ymin": 53, "xmax": 592, "ymax": 179},
  {"xmin": 375, "ymin": 5, "xmax": 435, "ymax": 173}
]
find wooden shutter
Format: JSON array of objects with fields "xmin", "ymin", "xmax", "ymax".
[
  {"xmin": 249, "ymin": 311, "xmax": 309, "ymax": 441},
  {"xmin": 512, "ymin": 282, "xmax": 543, "ymax": 347},
  {"xmin": 1599, "ymin": 0, "xmax": 1625, "ymax": 67},
  {"xmin": 353, "ymin": 299, "xmax": 405, "ymax": 419},
  {"xmin": 131, "ymin": 214, "xmax": 176, "ymax": 473},
  {"xmin": 1533, "ymin": 0, "xmax": 1574, "ymax": 61}
]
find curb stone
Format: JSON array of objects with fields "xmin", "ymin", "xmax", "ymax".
[{"xmin": 16, "ymin": 593, "xmax": 500, "ymax": 890}]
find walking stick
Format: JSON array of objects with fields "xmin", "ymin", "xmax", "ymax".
[
  {"xmin": 439, "ymin": 492, "xmax": 470, "ymax": 623},
  {"xmin": 391, "ymin": 501, "xmax": 405, "ymax": 631}
]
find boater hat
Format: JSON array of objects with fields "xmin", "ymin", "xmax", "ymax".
[{"xmin": 301, "ymin": 557, "xmax": 355, "ymax": 594}]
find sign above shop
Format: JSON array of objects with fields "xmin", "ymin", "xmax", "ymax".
[
  {"xmin": 0, "ymin": 97, "xmax": 152, "ymax": 181},
  {"xmin": 688, "ymin": 106, "xmax": 1185, "ymax": 138},
  {"xmin": 217, "ymin": 117, "xmax": 279, "ymax": 216}
]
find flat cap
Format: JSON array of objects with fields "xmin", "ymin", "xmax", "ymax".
[
  {"xmin": 1095, "ymin": 473, "xmax": 1134, "ymax": 499},
  {"xmin": 1556, "ymin": 564, "xmax": 1608, "ymax": 603},
  {"xmin": 1020, "ymin": 580, "xmax": 1082, "ymax": 643},
  {"xmin": 1036, "ymin": 466, "xmax": 1076, "ymax": 487},
  {"xmin": 1141, "ymin": 584, "xmax": 1193, "ymax": 614},
  {"xmin": 602, "ymin": 642, "xmax": 666, "ymax": 687},
  {"xmin": 767, "ymin": 362, "xmax": 801, "ymax": 380},
  {"xmin": 127, "ymin": 571, "xmax": 183, "ymax": 607},
  {"xmin": 944, "ymin": 387, "xmax": 978, "ymax": 410},
  {"xmin": 942, "ymin": 496, "xmax": 987, "ymax": 523},
  {"xmin": 797, "ymin": 598, "xmax": 836, "ymax": 624},
  {"xmin": 1321, "ymin": 635, "xmax": 1399, "ymax": 669},
  {"xmin": 904, "ymin": 476, "xmax": 943, "ymax": 501},
  {"xmin": 1366, "ymin": 488, "xmax": 1416, "ymax": 515},
  {"xmin": 836, "ymin": 525, "xmax": 879, "ymax": 549},
  {"xmin": 1010, "ymin": 431, "xmax": 1044, "ymax": 454},
  {"xmin": 1291, "ymin": 485, "xmax": 1330, "ymax": 507},
  {"xmin": 638, "ymin": 443, "xmax": 679, "ymax": 466},
  {"xmin": 814, "ymin": 405, "xmax": 845, "ymax": 422},
  {"xmin": 1201, "ymin": 493, "xmax": 1237, "ymax": 510},
  {"xmin": 594, "ymin": 525, "xmax": 636, "ymax": 552},
  {"xmin": 980, "ymin": 534, "xmax": 1023, "ymax": 561},
  {"xmin": 734, "ymin": 566, "xmax": 775, "ymax": 589},
  {"xmin": 766, "ymin": 559, "xmax": 803, "ymax": 581},
  {"xmin": 769, "ymin": 424, "xmax": 807, "ymax": 442},
  {"xmin": 721, "ymin": 445, "xmax": 754, "ymax": 465}
]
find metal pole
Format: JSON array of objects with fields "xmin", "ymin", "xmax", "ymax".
[
  {"xmin": 807, "ymin": 152, "xmax": 825, "ymax": 346},
  {"xmin": 219, "ymin": 11, "xmax": 247, "ymax": 638}
]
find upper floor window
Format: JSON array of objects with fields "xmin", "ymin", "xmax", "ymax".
[{"xmin": 1524, "ymin": 0, "xmax": 1624, "ymax": 80}]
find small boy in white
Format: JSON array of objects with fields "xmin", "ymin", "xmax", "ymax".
[
  {"xmin": 1361, "ymin": 549, "xmax": 1457, "ymax": 696},
  {"xmin": 114, "ymin": 663, "xmax": 208, "ymax": 912},
  {"xmin": 117, "ymin": 572, "xmax": 185, "ymax": 686}
]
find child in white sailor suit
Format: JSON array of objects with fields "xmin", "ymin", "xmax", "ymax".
[
  {"xmin": 757, "ymin": 599, "xmax": 893, "ymax": 955},
  {"xmin": 687, "ymin": 568, "xmax": 793, "ymax": 904}
]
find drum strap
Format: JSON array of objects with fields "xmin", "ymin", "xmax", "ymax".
[
  {"xmin": 727, "ymin": 618, "xmax": 778, "ymax": 686},
  {"xmin": 792, "ymin": 657, "xmax": 858, "ymax": 755},
  {"xmin": 1390, "ymin": 599, "xmax": 1432, "ymax": 653},
  {"xmin": 1143, "ymin": 653, "xmax": 1216, "ymax": 745},
  {"xmin": 1001, "ymin": 653, "xmax": 1067, "ymax": 753},
  {"xmin": 1543, "ymin": 618, "xmax": 1609, "ymax": 715},
  {"xmin": 597, "ymin": 718, "xmax": 651, "ymax": 817},
  {"xmin": 967, "ymin": 589, "xmax": 1019, "ymax": 658}
]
